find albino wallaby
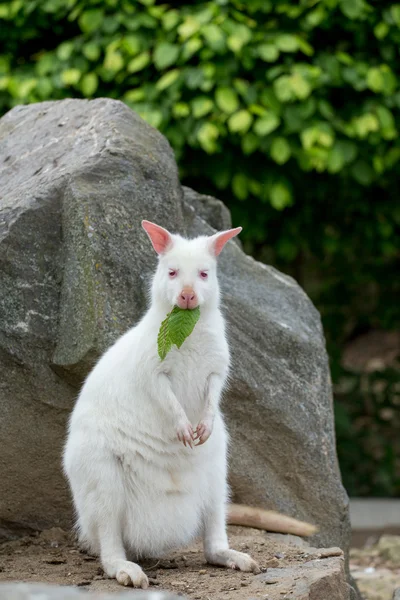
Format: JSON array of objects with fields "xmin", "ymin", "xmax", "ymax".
[{"xmin": 63, "ymin": 220, "xmax": 260, "ymax": 588}]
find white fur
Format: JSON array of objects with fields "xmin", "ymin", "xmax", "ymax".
[{"xmin": 63, "ymin": 228, "xmax": 259, "ymax": 588}]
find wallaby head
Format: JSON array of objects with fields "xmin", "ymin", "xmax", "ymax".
[{"xmin": 142, "ymin": 221, "xmax": 241, "ymax": 312}]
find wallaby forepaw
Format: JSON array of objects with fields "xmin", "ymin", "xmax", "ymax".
[
  {"xmin": 194, "ymin": 418, "xmax": 213, "ymax": 446},
  {"xmin": 116, "ymin": 561, "xmax": 149, "ymax": 588},
  {"xmin": 177, "ymin": 419, "xmax": 194, "ymax": 448},
  {"xmin": 206, "ymin": 549, "xmax": 260, "ymax": 574}
]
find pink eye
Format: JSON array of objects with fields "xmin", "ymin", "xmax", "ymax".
[
  {"xmin": 200, "ymin": 271, "xmax": 208, "ymax": 279},
  {"xmin": 169, "ymin": 269, "xmax": 177, "ymax": 278}
]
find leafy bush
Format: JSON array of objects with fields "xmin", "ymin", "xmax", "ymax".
[
  {"xmin": 1, "ymin": 0, "xmax": 399, "ymax": 494},
  {"xmin": 335, "ymin": 366, "xmax": 400, "ymax": 496}
]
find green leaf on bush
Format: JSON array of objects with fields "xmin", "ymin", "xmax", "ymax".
[
  {"xmin": 215, "ymin": 87, "xmax": 239, "ymax": 114},
  {"xmin": 83, "ymin": 42, "xmax": 101, "ymax": 62},
  {"xmin": 158, "ymin": 306, "xmax": 201, "ymax": 360},
  {"xmin": 156, "ymin": 68, "xmax": 180, "ymax": 90},
  {"xmin": 258, "ymin": 44, "xmax": 279, "ymax": 62},
  {"xmin": 79, "ymin": 9, "xmax": 104, "ymax": 34},
  {"xmin": 270, "ymin": 182, "xmax": 293, "ymax": 210},
  {"xmin": 270, "ymin": 137, "xmax": 291, "ymax": 164},
  {"xmin": 351, "ymin": 160, "xmax": 374, "ymax": 185},
  {"xmin": 232, "ymin": 173, "xmax": 248, "ymax": 200},
  {"xmin": 191, "ymin": 96, "xmax": 213, "ymax": 118},
  {"xmin": 367, "ymin": 67, "xmax": 384, "ymax": 92},
  {"xmin": 228, "ymin": 110, "xmax": 253, "ymax": 133},
  {"xmin": 61, "ymin": 68, "xmax": 81, "ymax": 86},
  {"xmin": 254, "ymin": 113, "xmax": 280, "ymax": 136},
  {"xmin": 276, "ymin": 34, "xmax": 298, "ymax": 52},
  {"xmin": 104, "ymin": 51, "xmax": 124, "ymax": 73},
  {"xmin": 127, "ymin": 52, "xmax": 150, "ymax": 73},
  {"xmin": 197, "ymin": 122, "xmax": 219, "ymax": 153},
  {"xmin": 202, "ymin": 24, "xmax": 225, "ymax": 50},
  {"xmin": 81, "ymin": 73, "xmax": 98, "ymax": 97},
  {"xmin": 227, "ymin": 24, "xmax": 252, "ymax": 52},
  {"xmin": 154, "ymin": 42, "xmax": 179, "ymax": 70}
]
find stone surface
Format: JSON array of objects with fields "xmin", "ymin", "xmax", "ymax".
[
  {"xmin": 0, "ymin": 99, "xmax": 350, "ymax": 556},
  {"xmin": 258, "ymin": 556, "xmax": 350, "ymax": 599},
  {"xmin": 0, "ymin": 584, "xmax": 182, "ymax": 599}
]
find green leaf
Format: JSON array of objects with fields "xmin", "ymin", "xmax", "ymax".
[
  {"xmin": 273, "ymin": 75, "xmax": 294, "ymax": 102},
  {"xmin": 197, "ymin": 122, "xmax": 219, "ymax": 153},
  {"xmin": 270, "ymin": 182, "xmax": 293, "ymax": 210},
  {"xmin": 254, "ymin": 113, "xmax": 280, "ymax": 136},
  {"xmin": 80, "ymin": 73, "xmax": 98, "ymax": 97},
  {"xmin": 61, "ymin": 68, "xmax": 81, "ymax": 86},
  {"xmin": 215, "ymin": 87, "xmax": 239, "ymax": 114},
  {"xmin": 154, "ymin": 42, "xmax": 179, "ymax": 70},
  {"xmin": 351, "ymin": 160, "xmax": 374, "ymax": 185},
  {"xmin": 227, "ymin": 24, "xmax": 252, "ymax": 52},
  {"xmin": 258, "ymin": 44, "xmax": 279, "ymax": 62},
  {"xmin": 157, "ymin": 312, "xmax": 173, "ymax": 360},
  {"xmin": 327, "ymin": 145, "xmax": 345, "ymax": 173},
  {"xmin": 270, "ymin": 137, "xmax": 291, "ymax": 164},
  {"xmin": 123, "ymin": 35, "xmax": 141, "ymax": 56},
  {"xmin": 367, "ymin": 67, "xmax": 384, "ymax": 92},
  {"xmin": 173, "ymin": 102, "xmax": 190, "ymax": 118},
  {"xmin": 228, "ymin": 110, "xmax": 253, "ymax": 133},
  {"xmin": 127, "ymin": 52, "xmax": 150, "ymax": 73},
  {"xmin": 182, "ymin": 38, "xmax": 202, "ymax": 61},
  {"xmin": 168, "ymin": 306, "xmax": 201, "ymax": 350},
  {"xmin": 275, "ymin": 34, "xmax": 298, "ymax": 52},
  {"xmin": 374, "ymin": 22, "xmax": 389, "ymax": 40},
  {"xmin": 232, "ymin": 173, "xmax": 248, "ymax": 200},
  {"xmin": 242, "ymin": 132, "xmax": 259, "ymax": 155},
  {"xmin": 156, "ymin": 69, "xmax": 180, "ymax": 90},
  {"xmin": 57, "ymin": 41, "xmax": 74, "ymax": 61},
  {"xmin": 178, "ymin": 16, "xmax": 201, "ymax": 40},
  {"xmin": 104, "ymin": 51, "xmax": 124, "ymax": 73},
  {"xmin": 202, "ymin": 24, "xmax": 225, "ymax": 50},
  {"xmin": 191, "ymin": 96, "xmax": 213, "ymax": 118},
  {"xmin": 83, "ymin": 42, "xmax": 101, "ymax": 62},
  {"xmin": 162, "ymin": 9, "xmax": 180, "ymax": 31},
  {"xmin": 79, "ymin": 9, "xmax": 104, "ymax": 34}
]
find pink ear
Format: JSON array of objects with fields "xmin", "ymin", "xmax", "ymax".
[
  {"xmin": 209, "ymin": 227, "xmax": 242, "ymax": 257},
  {"xmin": 142, "ymin": 220, "xmax": 173, "ymax": 254}
]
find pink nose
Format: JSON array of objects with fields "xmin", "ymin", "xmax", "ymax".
[{"xmin": 177, "ymin": 287, "xmax": 198, "ymax": 309}]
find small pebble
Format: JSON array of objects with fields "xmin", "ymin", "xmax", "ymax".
[
  {"xmin": 149, "ymin": 577, "xmax": 159, "ymax": 586},
  {"xmin": 265, "ymin": 578, "xmax": 279, "ymax": 584},
  {"xmin": 264, "ymin": 558, "xmax": 280, "ymax": 568},
  {"xmin": 274, "ymin": 552, "xmax": 285, "ymax": 559},
  {"xmin": 199, "ymin": 569, "xmax": 207, "ymax": 574}
]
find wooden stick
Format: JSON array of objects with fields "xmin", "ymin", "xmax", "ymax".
[{"xmin": 227, "ymin": 503, "xmax": 318, "ymax": 537}]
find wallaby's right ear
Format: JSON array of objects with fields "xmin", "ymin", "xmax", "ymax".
[{"xmin": 142, "ymin": 220, "xmax": 173, "ymax": 255}]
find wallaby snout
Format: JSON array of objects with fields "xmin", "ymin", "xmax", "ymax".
[{"xmin": 177, "ymin": 286, "xmax": 198, "ymax": 309}]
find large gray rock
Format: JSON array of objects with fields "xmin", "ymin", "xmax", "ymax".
[{"xmin": 0, "ymin": 99, "xmax": 350, "ymax": 557}]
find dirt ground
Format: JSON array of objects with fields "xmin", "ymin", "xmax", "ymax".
[
  {"xmin": 1, "ymin": 526, "xmax": 399, "ymax": 599},
  {"xmin": 0, "ymin": 526, "xmax": 332, "ymax": 600}
]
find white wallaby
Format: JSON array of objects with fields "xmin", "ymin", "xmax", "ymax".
[{"xmin": 63, "ymin": 220, "xmax": 260, "ymax": 588}]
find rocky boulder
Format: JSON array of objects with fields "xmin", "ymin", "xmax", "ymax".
[{"xmin": 0, "ymin": 99, "xmax": 350, "ymax": 558}]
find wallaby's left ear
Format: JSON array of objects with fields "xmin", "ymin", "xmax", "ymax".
[{"xmin": 208, "ymin": 227, "xmax": 242, "ymax": 257}]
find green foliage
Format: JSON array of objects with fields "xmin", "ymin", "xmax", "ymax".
[
  {"xmin": 1, "ymin": 0, "xmax": 400, "ymax": 494},
  {"xmin": 157, "ymin": 306, "xmax": 200, "ymax": 360},
  {"xmin": 335, "ymin": 367, "xmax": 400, "ymax": 496}
]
